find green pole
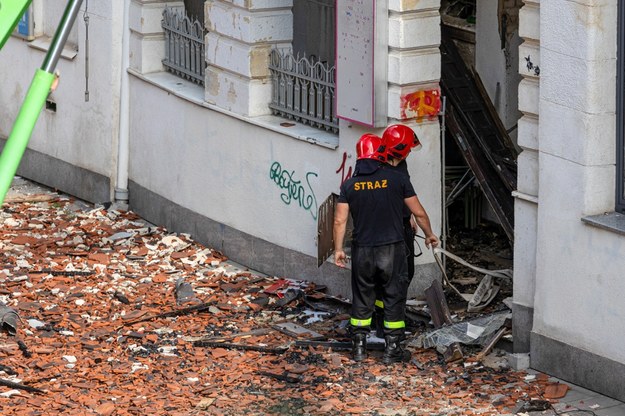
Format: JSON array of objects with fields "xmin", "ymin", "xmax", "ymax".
[
  {"xmin": 0, "ymin": 69, "xmax": 55, "ymax": 204},
  {"xmin": 0, "ymin": 0, "xmax": 33, "ymax": 50}
]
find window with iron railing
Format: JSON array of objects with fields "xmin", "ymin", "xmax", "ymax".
[
  {"xmin": 161, "ymin": 7, "xmax": 206, "ymax": 86},
  {"xmin": 269, "ymin": 49, "xmax": 338, "ymax": 134}
]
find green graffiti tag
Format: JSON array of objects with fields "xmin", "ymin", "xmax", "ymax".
[{"xmin": 269, "ymin": 161, "xmax": 318, "ymax": 220}]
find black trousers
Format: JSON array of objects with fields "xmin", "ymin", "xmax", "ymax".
[
  {"xmin": 403, "ymin": 218, "xmax": 415, "ymax": 280},
  {"xmin": 350, "ymin": 241, "xmax": 410, "ymax": 336},
  {"xmin": 374, "ymin": 220, "xmax": 415, "ymax": 308}
]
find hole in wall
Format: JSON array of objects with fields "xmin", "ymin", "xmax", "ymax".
[{"xmin": 45, "ymin": 100, "xmax": 57, "ymax": 113}]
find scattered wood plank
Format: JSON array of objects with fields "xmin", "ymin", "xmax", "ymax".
[
  {"xmin": 3, "ymin": 194, "xmax": 57, "ymax": 203},
  {"xmin": 0, "ymin": 378, "xmax": 45, "ymax": 394},
  {"xmin": 273, "ymin": 322, "xmax": 324, "ymax": 340},
  {"xmin": 425, "ymin": 279, "xmax": 464, "ymax": 363},
  {"xmin": 294, "ymin": 340, "xmax": 385, "ymax": 351},
  {"xmin": 193, "ymin": 340, "xmax": 289, "ymax": 354},
  {"xmin": 184, "ymin": 328, "xmax": 273, "ymax": 343},
  {"xmin": 120, "ymin": 301, "xmax": 216, "ymax": 327},
  {"xmin": 257, "ymin": 371, "xmax": 301, "ymax": 384},
  {"xmin": 474, "ymin": 326, "xmax": 508, "ymax": 362}
]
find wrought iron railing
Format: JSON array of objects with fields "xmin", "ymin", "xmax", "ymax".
[
  {"xmin": 161, "ymin": 8, "xmax": 206, "ymax": 86},
  {"xmin": 269, "ymin": 49, "xmax": 338, "ymax": 134}
]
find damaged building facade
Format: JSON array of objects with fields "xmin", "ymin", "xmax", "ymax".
[
  {"xmin": 0, "ymin": 0, "xmax": 443, "ymax": 300},
  {"xmin": 0, "ymin": 0, "xmax": 624, "ymax": 403}
]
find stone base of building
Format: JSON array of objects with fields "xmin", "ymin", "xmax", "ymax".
[
  {"xmin": 512, "ymin": 302, "xmax": 534, "ymax": 353},
  {"xmin": 129, "ymin": 180, "xmax": 440, "ymax": 299},
  {"xmin": 0, "ymin": 138, "xmax": 111, "ymax": 205},
  {"xmin": 531, "ymin": 332, "xmax": 625, "ymax": 402}
]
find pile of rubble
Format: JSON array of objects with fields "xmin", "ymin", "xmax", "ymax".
[{"xmin": 0, "ymin": 185, "xmax": 563, "ymax": 415}]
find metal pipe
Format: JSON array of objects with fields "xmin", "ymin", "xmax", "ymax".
[
  {"xmin": 114, "ymin": 0, "xmax": 131, "ymax": 205},
  {"xmin": 42, "ymin": 0, "xmax": 84, "ymax": 73}
]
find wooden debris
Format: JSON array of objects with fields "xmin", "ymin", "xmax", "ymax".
[
  {"xmin": 273, "ymin": 322, "xmax": 324, "ymax": 340},
  {"xmin": 257, "ymin": 371, "xmax": 302, "ymax": 384},
  {"xmin": 0, "ymin": 182, "xmax": 552, "ymax": 415},
  {"xmin": 193, "ymin": 340, "xmax": 289, "ymax": 354},
  {"xmin": 120, "ymin": 301, "xmax": 216, "ymax": 327},
  {"xmin": 425, "ymin": 279, "xmax": 464, "ymax": 362},
  {"xmin": 0, "ymin": 378, "xmax": 44, "ymax": 394},
  {"xmin": 295, "ymin": 339, "xmax": 385, "ymax": 351},
  {"xmin": 3, "ymin": 194, "xmax": 57, "ymax": 203},
  {"xmin": 186, "ymin": 328, "xmax": 273, "ymax": 343},
  {"xmin": 474, "ymin": 322, "xmax": 509, "ymax": 362}
]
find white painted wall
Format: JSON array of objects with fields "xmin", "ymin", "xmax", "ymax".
[
  {"xmin": 128, "ymin": 76, "xmax": 442, "ymax": 258},
  {"xmin": 534, "ymin": 0, "xmax": 622, "ymax": 361},
  {"xmin": 0, "ymin": 0, "xmax": 443, "ymax": 284},
  {"xmin": 516, "ymin": 0, "xmax": 625, "ymax": 364},
  {"xmin": 0, "ymin": 1, "xmax": 122, "ymax": 191},
  {"xmin": 534, "ymin": 155, "xmax": 624, "ymax": 361},
  {"xmin": 513, "ymin": 0, "xmax": 540, "ymax": 315},
  {"xmin": 475, "ymin": 0, "xmax": 522, "ymax": 134}
]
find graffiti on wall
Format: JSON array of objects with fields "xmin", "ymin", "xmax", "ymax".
[
  {"xmin": 400, "ymin": 88, "xmax": 441, "ymax": 122},
  {"xmin": 269, "ymin": 161, "xmax": 319, "ymax": 220},
  {"xmin": 335, "ymin": 152, "xmax": 353, "ymax": 187},
  {"xmin": 524, "ymin": 55, "xmax": 540, "ymax": 76}
]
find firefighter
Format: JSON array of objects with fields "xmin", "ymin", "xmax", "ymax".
[
  {"xmin": 372, "ymin": 124, "xmax": 423, "ymax": 338},
  {"xmin": 334, "ymin": 130, "xmax": 439, "ymax": 364}
]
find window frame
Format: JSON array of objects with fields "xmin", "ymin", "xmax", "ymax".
[{"xmin": 617, "ymin": 0, "xmax": 625, "ymax": 213}]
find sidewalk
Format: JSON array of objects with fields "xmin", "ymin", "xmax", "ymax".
[
  {"xmin": 1, "ymin": 176, "xmax": 624, "ymax": 415},
  {"xmin": 518, "ymin": 369, "xmax": 625, "ymax": 416}
]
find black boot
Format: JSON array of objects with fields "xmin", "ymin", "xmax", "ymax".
[
  {"xmin": 382, "ymin": 335, "xmax": 411, "ymax": 364},
  {"xmin": 374, "ymin": 308, "xmax": 385, "ymax": 339},
  {"xmin": 351, "ymin": 333, "xmax": 367, "ymax": 362}
]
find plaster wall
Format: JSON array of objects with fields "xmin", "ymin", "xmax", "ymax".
[
  {"xmin": 517, "ymin": 150, "xmax": 538, "ymax": 196},
  {"xmin": 475, "ymin": 0, "xmax": 522, "ymax": 132},
  {"xmin": 0, "ymin": 2, "xmax": 121, "ymax": 201},
  {"xmin": 42, "ymin": 1, "xmax": 80, "ymax": 46},
  {"xmin": 513, "ymin": 0, "xmax": 540, "ymax": 354},
  {"xmin": 531, "ymin": 0, "xmax": 624, "ymax": 364},
  {"xmin": 205, "ymin": 2, "xmax": 292, "ymax": 43},
  {"xmin": 512, "ymin": 199, "xmax": 537, "ymax": 308},
  {"xmin": 517, "ymin": 114, "xmax": 538, "ymax": 151},
  {"xmin": 128, "ymin": 0, "xmax": 183, "ymax": 74},
  {"xmin": 534, "ymin": 156, "xmax": 624, "ymax": 362},
  {"xmin": 0, "ymin": 0, "xmax": 443, "ymax": 296},
  {"xmin": 128, "ymin": 76, "xmax": 442, "ymax": 261}
]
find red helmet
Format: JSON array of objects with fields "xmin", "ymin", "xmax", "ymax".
[
  {"xmin": 382, "ymin": 124, "xmax": 422, "ymax": 160},
  {"xmin": 356, "ymin": 133, "xmax": 386, "ymax": 162}
]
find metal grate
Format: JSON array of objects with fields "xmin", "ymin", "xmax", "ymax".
[
  {"xmin": 161, "ymin": 7, "xmax": 206, "ymax": 86},
  {"xmin": 317, "ymin": 193, "xmax": 338, "ymax": 267},
  {"xmin": 269, "ymin": 49, "xmax": 338, "ymax": 134}
]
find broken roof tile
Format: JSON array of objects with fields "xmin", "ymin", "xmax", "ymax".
[{"xmin": 0, "ymin": 184, "xmax": 549, "ymax": 415}]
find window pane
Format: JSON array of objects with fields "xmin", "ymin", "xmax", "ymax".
[
  {"xmin": 184, "ymin": 0, "xmax": 204, "ymax": 22},
  {"xmin": 292, "ymin": 0, "xmax": 335, "ymax": 64}
]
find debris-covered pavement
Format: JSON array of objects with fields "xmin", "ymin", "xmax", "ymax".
[{"xmin": 0, "ymin": 179, "xmax": 568, "ymax": 415}]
